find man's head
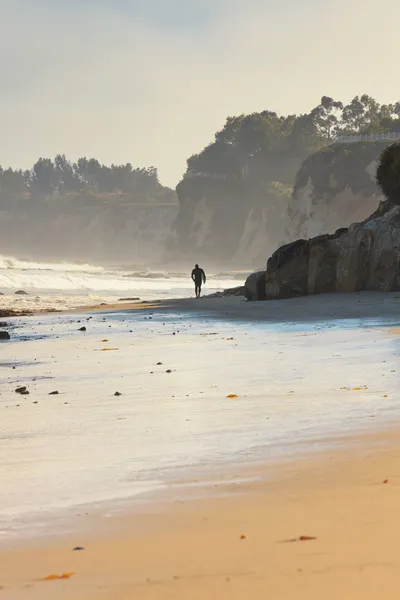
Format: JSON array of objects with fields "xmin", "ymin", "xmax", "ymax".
[{"xmin": 195, "ymin": 264, "xmax": 199, "ymax": 269}]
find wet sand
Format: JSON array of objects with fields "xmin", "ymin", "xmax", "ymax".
[
  {"xmin": 87, "ymin": 290, "xmax": 400, "ymax": 324},
  {"xmin": 2, "ymin": 428, "xmax": 400, "ymax": 599},
  {"xmin": 1, "ymin": 291, "xmax": 400, "ymax": 598}
]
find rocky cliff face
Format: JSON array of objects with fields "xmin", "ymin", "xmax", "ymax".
[
  {"xmin": 167, "ymin": 142, "xmax": 390, "ymax": 268},
  {"xmin": 166, "ymin": 176, "xmax": 289, "ymax": 268},
  {"xmin": 286, "ymin": 141, "xmax": 388, "ymax": 242},
  {"xmin": 245, "ymin": 201, "xmax": 400, "ymax": 301},
  {"xmin": 0, "ymin": 199, "xmax": 178, "ymax": 264}
]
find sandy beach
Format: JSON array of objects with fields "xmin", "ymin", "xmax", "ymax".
[
  {"xmin": 2, "ymin": 428, "xmax": 400, "ymax": 599},
  {"xmin": 1, "ymin": 291, "xmax": 400, "ymax": 599}
]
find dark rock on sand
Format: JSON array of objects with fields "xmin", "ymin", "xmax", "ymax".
[
  {"xmin": 15, "ymin": 290, "xmax": 28, "ymax": 295},
  {"xmin": 243, "ymin": 143, "xmax": 400, "ymax": 300},
  {"xmin": 0, "ymin": 331, "xmax": 10, "ymax": 340},
  {"xmin": 256, "ymin": 204, "xmax": 400, "ymax": 299},
  {"xmin": 114, "ymin": 391, "xmax": 122, "ymax": 396},
  {"xmin": 15, "ymin": 386, "xmax": 29, "ymax": 395},
  {"xmin": 244, "ymin": 271, "xmax": 267, "ymax": 301},
  {"xmin": 78, "ymin": 326, "xmax": 87, "ymax": 332},
  {"xmin": 49, "ymin": 391, "xmax": 59, "ymax": 395}
]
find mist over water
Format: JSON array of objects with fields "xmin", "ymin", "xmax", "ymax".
[{"xmin": 0, "ymin": 254, "xmax": 241, "ymax": 310}]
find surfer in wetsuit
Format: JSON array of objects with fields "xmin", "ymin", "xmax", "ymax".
[{"xmin": 191, "ymin": 264, "xmax": 206, "ymax": 298}]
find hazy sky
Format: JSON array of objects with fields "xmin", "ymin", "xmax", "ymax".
[{"xmin": 1, "ymin": 0, "xmax": 399, "ymax": 187}]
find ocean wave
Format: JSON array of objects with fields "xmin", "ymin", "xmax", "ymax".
[{"xmin": 0, "ymin": 254, "xmax": 104, "ymax": 274}]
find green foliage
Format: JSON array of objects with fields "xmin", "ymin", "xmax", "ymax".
[
  {"xmin": 376, "ymin": 142, "xmax": 400, "ymax": 205},
  {"xmin": 294, "ymin": 141, "xmax": 389, "ymax": 201},
  {"xmin": 184, "ymin": 94, "xmax": 400, "ymax": 189},
  {"xmin": 0, "ymin": 155, "xmax": 172, "ymax": 204}
]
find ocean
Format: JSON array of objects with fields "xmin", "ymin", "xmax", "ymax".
[{"xmin": 0, "ymin": 254, "xmax": 242, "ymax": 311}]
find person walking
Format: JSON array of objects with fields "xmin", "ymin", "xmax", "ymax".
[{"xmin": 191, "ymin": 264, "xmax": 206, "ymax": 298}]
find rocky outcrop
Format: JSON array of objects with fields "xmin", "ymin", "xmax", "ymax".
[
  {"xmin": 286, "ymin": 141, "xmax": 389, "ymax": 242},
  {"xmin": 244, "ymin": 271, "xmax": 267, "ymax": 300},
  {"xmin": 166, "ymin": 175, "xmax": 293, "ymax": 267},
  {"xmin": 260, "ymin": 203, "xmax": 400, "ymax": 299},
  {"xmin": 167, "ymin": 142, "xmax": 392, "ymax": 268}
]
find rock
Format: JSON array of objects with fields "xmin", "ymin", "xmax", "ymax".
[
  {"xmin": 0, "ymin": 292, "xmax": 4, "ymax": 295},
  {"xmin": 0, "ymin": 322, "xmax": 8, "ymax": 327},
  {"xmin": 0, "ymin": 331, "xmax": 10, "ymax": 340},
  {"xmin": 14, "ymin": 290, "xmax": 28, "ymax": 295},
  {"xmin": 49, "ymin": 391, "xmax": 59, "ymax": 395},
  {"xmin": 244, "ymin": 271, "xmax": 267, "ymax": 301},
  {"xmin": 118, "ymin": 297, "xmax": 140, "ymax": 301},
  {"xmin": 15, "ymin": 386, "xmax": 29, "ymax": 395},
  {"xmin": 265, "ymin": 240, "xmax": 310, "ymax": 299},
  {"xmin": 78, "ymin": 326, "xmax": 87, "ymax": 332},
  {"xmin": 224, "ymin": 286, "xmax": 247, "ymax": 297},
  {"xmin": 337, "ymin": 206, "xmax": 400, "ymax": 292},
  {"xmin": 114, "ymin": 391, "xmax": 122, "ymax": 396},
  {"xmin": 262, "ymin": 201, "xmax": 400, "ymax": 299},
  {"xmin": 308, "ymin": 231, "xmax": 345, "ymax": 294},
  {"xmin": 166, "ymin": 369, "xmax": 172, "ymax": 373}
]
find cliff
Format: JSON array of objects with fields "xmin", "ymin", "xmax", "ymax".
[
  {"xmin": 243, "ymin": 142, "xmax": 400, "ymax": 300},
  {"xmin": 286, "ymin": 141, "xmax": 388, "ymax": 241},
  {"xmin": 166, "ymin": 142, "xmax": 389, "ymax": 268},
  {"xmin": 166, "ymin": 175, "xmax": 291, "ymax": 268},
  {"xmin": 0, "ymin": 192, "xmax": 178, "ymax": 264}
]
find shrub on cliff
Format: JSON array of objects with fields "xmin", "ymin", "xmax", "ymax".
[{"xmin": 376, "ymin": 142, "xmax": 400, "ymax": 205}]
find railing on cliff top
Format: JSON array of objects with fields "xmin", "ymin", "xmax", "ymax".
[{"xmin": 334, "ymin": 132, "xmax": 400, "ymax": 144}]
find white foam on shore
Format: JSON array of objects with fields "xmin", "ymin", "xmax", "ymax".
[
  {"xmin": 0, "ymin": 254, "xmax": 240, "ymax": 310},
  {"xmin": 0, "ymin": 306, "xmax": 399, "ymax": 542}
]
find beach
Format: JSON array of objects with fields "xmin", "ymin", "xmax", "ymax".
[
  {"xmin": 1, "ymin": 290, "xmax": 400, "ymax": 598},
  {"xmin": 2, "ymin": 429, "xmax": 400, "ymax": 599}
]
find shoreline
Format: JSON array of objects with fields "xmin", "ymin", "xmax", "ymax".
[
  {"xmin": 1, "ymin": 289, "xmax": 400, "ymax": 324},
  {"xmin": 81, "ymin": 290, "xmax": 400, "ymax": 322},
  {"xmin": 2, "ymin": 291, "xmax": 400, "ymax": 598},
  {"xmin": 2, "ymin": 426, "xmax": 400, "ymax": 599}
]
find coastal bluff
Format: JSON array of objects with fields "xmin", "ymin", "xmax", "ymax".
[
  {"xmin": 166, "ymin": 141, "xmax": 387, "ymax": 268},
  {"xmin": 244, "ymin": 142, "xmax": 400, "ymax": 300}
]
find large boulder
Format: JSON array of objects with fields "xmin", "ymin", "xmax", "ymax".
[
  {"xmin": 265, "ymin": 240, "xmax": 309, "ymax": 299},
  {"xmin": 244, "ymin": 271, "xmax": 267, "ymax": 300},
  {"xmin": 337, "ymin": 206, "xmax": 400, "ymax": 292},
  {"xmin": 308, "ymin": 230, "xmax": 347, "ymax": 294},
  {"xmin": 263, "ymin": 204, "xmax": 400, "ymax": 298}
]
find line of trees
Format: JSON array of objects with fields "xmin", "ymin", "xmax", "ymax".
[
  {"xmin": 185, "ymin": 95, "xmax": 400, "ymax": 184},
  {"xmin": 0, "ymin": 155, "xmax": 164, "ymax": 198}
]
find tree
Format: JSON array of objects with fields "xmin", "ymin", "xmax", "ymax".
[
  {"xmin": 54, "ymin": 154, "xmax": 80, "ymax": 192},
  {"xmin": 30, "ymin": 158, "xmax": 59, "ymax": 196},
  {"xmin": 309, "ymin": 96, "xmax": 343, "ymax": 140},
  {"xmin": 0, "ymin": 168, "xmax": 28, "ymax": 194},
  {"xmin": 376, "ymin": 142, "xmax": 400, "ymax": 205}
]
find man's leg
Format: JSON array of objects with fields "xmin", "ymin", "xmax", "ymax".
[
  {"xmin": 195, "ymin": 284, "xmax": 199, "ymax": 297},
  {"xmin": 198, "ymin": 282, "xmax": 202, "ymax": 297}
]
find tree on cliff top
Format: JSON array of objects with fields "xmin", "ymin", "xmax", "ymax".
[
  {"xmin": 184, "ymin": 94, "xmax": 400, "ymax": 188},
  {"xmin": 0, "ymin": 155, "xmax": 170, "ymax": 204},
  {"xmin": 376, "ymin": 143, "xmax": 400, "ymax": 205}
]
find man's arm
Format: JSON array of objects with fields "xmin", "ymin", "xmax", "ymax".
[{"xmin": 191, "ymin": 269, "xmax": 196, "ymax": 281}]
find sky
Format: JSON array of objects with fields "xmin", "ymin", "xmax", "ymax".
[{"xmin": 1, "ymin": 0, "xmax": 400, "ymax": 187}]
